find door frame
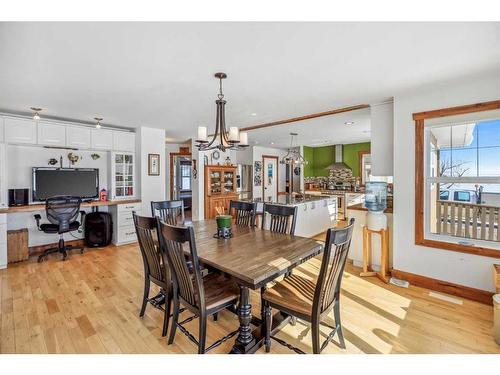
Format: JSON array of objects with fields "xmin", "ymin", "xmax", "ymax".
[
  {"xmin": 358, "ymin": 150, "xmax": 371, "ymax": 186},
  {"xmin": 169, "ymin": 148, "xmax": 191, "ymax": 200},
  {"xmin": 262, "ymin": 155, "xmax": 279, "ymax": 201}
]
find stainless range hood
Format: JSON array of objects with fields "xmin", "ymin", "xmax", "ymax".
[{"xmin": 325, "ymin": 144, "xmax": 351, "ymax": 170}]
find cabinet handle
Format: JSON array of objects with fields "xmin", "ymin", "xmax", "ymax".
[{"xmin": 125, "ymin": 231, "xmax": 135, "ymax": 236}]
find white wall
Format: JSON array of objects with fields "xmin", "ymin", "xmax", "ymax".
[
  {"xmin": 138, "ymin": 127, "xmax": 166, "ymax": 214},
  {"xmin": 370, "ymin": 100, "xmax": 394, "ymax": 176},
  {"xmin": 251, "ymin": 146, "xmax": 288, "ymax": 199},
  {"xmin": 393, "ymin": 69, "xmax": 500, "ymax": 292}
]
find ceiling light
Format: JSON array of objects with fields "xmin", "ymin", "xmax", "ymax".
[
  {"xmin": 280, "ymin": 133, "xmax": 308, "ymax": 166},
  {"xmin": 251, "ymin": 113, "xmax": 257, "ymax": 116},
  {"xmin": 270, "ymin": 142, "xmax": 275, "ymax": 145},
  {"xmin": 31, "ymin": 107, "xmax": 42, "ymax": 121},
  {"xmin": 344, "ymin": 121, "xmax": 354, "ymax": 126},
  {"xmin": 94, "ymin": 117, "xmax": 103, "ymax": 129}
]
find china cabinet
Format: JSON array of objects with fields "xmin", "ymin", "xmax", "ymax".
[{"xmin": 204, "ymin": 165, "xmax": 238, "ymax": 219}]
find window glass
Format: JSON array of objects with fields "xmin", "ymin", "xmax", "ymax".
[{"xmin": 439, "ymin": 190, "xmax": 449, "ymax": 200}]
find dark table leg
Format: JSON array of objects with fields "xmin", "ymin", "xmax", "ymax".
[{"xmin": 230, "ymin": 285, "xmax": 255, "ymax": 353}]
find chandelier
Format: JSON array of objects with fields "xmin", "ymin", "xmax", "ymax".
[
  {"xmin": 280, "ymin": 133, "xmax": 308, "ymax": 166},
  {"xmin": 195, "ymin": 72, "xmax": 249, "ymax": 152}
]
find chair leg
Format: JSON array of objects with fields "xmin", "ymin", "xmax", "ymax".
[
  {"xmin": 162, "ymin": 291, "xmax": 171, "ymax": 337},
  {"xmin": 139, "ymin": 278, "xmax": 150, "ymax": 317},
  {"xmin": 264, "ymin": 301, "xmax": 272, "ymax": 353},
  {"xmin": 168, "ymin": 296, "xmax": 180, "ymax": 345},
  {"xmin": 311, "ymin": 319, "xmax": 320, "ymax": 354},
  {"xmin": 213, "ymin": 312, "xmax": 218, "ymax": 321},
  {"xmin": 198, "ymin": 314, "xmax": 207, "ymax": 354},
  {"xmin": 333, "ymin": 301, "xmax": 346, "ymax": 349}
]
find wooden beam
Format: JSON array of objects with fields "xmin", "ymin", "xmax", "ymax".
[
  {"xmin": 240, "ymin": 104, "xmax": 370, "ymax": 132},
  {"xmin": 412, "ymin": 99, "xmax": 500, "ymax": 121},
  {"xmin": 391, "ymin": 269, "xmax": 494, "ymax": 305}
]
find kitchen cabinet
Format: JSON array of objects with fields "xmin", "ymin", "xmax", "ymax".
[
  {"xmin": 109, "ymin": 152, "xmax": 136, "ymax": 200},
  {"xmin": 37, "ymin": 121, "xmax": 66, "ymax": 146},
  {"xmin": 0, "ymin": 144, "xmax": 6, "ymax": 209},
  {"xmin": 91, "ymin": 128, "xmax": 113, "ymax": 150},
  {"xmin": 0, "ymin": 117, "xmax": 4, "ymax": 142},
  {"xmin": 0, "ymin": 213, "xmax": 6, "ymax": 269},
  {"xmin": 112, "ymin": 131, "xmax": 135, "ymax": 152},
  {"xmin": 204, "ymin": 165, "xmax": 238, "ymax": 219},
  {"xmin": 109, "ymin": 201, "xmax": 141, "ymax": 245},
  {"xmin": 66, "ymin": 126, "xmax": 91, "ymax": 149},
  {"xmin": 4, "ymin": 117, "xmax": 37, "ymax": 145}
]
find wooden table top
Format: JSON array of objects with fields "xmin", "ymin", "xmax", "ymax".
[
  {"xmin": 0, "ymin": 198, "xmax": 141, "ymax": 214},
  {"xmin": 191, "ymin": 220, "xmax": 324, "ymax": 289}
]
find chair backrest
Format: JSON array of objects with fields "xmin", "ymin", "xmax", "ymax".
[
  {"xmin": 151, "ymin": 200, "xmax": 185, "ymax": 225},
  {"xmin": 156, "ymin": 220, "xmax": 205, "ymax": 312},
  {"xmin": 229, "ymin": 200, "xmax": 256, "ymax": 227},
  {"xmin": 45, "ymin": 196, "xmax": 81, "ymax": 233},
  {"xmin": 133, "ymin": 212, "xmax": 169, "ymax": 284},
  {"xmin": 313, "ymin": 218, "xmax": 355, "ymax": 316},
  {"xmin": 261, "ymin": 203, "xmax": 298, "ymax": 235}
]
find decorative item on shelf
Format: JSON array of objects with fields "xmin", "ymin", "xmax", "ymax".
[
  {"xmin": 254, "ymin": 160, "xmax": 262, "ymax": 186},
  {"xmin": 48, "ymin": 158, "xmax": 58, "ymax": 166},
  {"xmin": 224, "ymin": 156, "xmax": 231, "ymax": 166},
  {"xmin": 148, "ymin": 153, "xmax": 160, "ymax": 176},
  {"xmin": 195, "ymin": 72, "xmax": 249, "ymax": 152},
  {"xmin": 67, "ymin": 152, "xmax": 81, "ymax": 165},
  {"xmin": 280, "ymin": 133, "xmax": 308, "ymax": 166},
  {"xmin": 60, "ymin": 155, "xmax": 63, "ymax": 168},
  {"xmin": 214, "ymin": 213, "xmax": 233, "ymax": 239},
  {"xmin": 90, "ymin": 153, "xmax": 100, "ymax": 160},
  {"xmin": 211, "ymin": 150, "xmax": 220, "ymax": 165},
  {"xmin": 192, "ymin": 159, "xmax": 198, "ymax": 179},
  {"xmin": 99, "ymin": 188, "xmax": 107, "ymax": 202},
  {"xmin": 203, "ymin": 155, "xmax": 209, "ymax": 166}
]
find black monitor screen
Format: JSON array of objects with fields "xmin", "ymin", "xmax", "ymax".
[{"xmin": 33, "ymin": 168, "xmax": 99, "ymax": 201}]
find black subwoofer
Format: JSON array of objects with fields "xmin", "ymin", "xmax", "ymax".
[{"xmin": 84, "ymin": 212, "xmax": 113, "ymax": 247}]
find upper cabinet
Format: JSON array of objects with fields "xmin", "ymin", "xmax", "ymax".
[
  {"xmin": 4, "ymin": 117, "xmax": 37, "ymax": 145},
  {"xmin": 0, "ymin": 117, "xmax": 4, "ymax": 143},
  {"xmin": 113, "ymin": 131, "xmax": 135, "ymax": 152},
  {"xmin": 91, "ymin": 128, "xmax": 113, "ymax": 150},
  {"xmin": 66, "ymin": 126, "xmax": 91, "ymax": 149},
  {"xmin": 37, "ymin": 121, "xmax": 66, "ymax": 146}
]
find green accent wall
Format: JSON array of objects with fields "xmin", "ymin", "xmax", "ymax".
[{"xmin": 303, "ymin": 142, "xmax": 371, "ymax": 177}]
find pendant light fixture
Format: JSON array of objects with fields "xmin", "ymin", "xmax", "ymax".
[
  {"xmin": 195, "ymin": 72, "xmax": 249, "ymax": 152},
  {"xmin": 31, "ymin": 107, "xmax": 42, "ymax": 121},
  {"xmin": 94, "ymin": 117, "xmax": 103, "ymax": 129},
  {"xmin": 280, "ymin": 133, "xmax": 308, "ymax": 166}
]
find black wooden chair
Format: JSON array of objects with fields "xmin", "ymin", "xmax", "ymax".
[
  {"xmin": 151, "ymin": 200, "xmax": 185, "ymax": 225},
  {"xmin": 229, "ymin": 200, "xmax": 256, "ymax": 226},
  {"xmin": 156, "ymin": 220, "xmax": 240, "ymax": 354},
  {"xmin": 262, "ymin": 218, "xmax": 355, "ymax": 354},
  {"xmin": 133, "ymin": 212, "xmax": 172, "ymax": 337},
  {"xmin": 261, "ymin": 203, "xmax": 298, "ymax": 235}
]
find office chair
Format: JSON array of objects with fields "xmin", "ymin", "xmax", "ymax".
[{"xmin": 34, "ymin": 196, "xmax": 86, "ymax": 262}]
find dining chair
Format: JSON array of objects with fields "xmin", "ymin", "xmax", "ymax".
[
  {"xmin": 151, "ymin": 200, "xmax": 185, "ymax": 225},
  {"xmin": 229, "ymin": 200, "xmax": 256, "ymax": 226},
  {"xmin": 133, "ymin": 212, "xmax": 172, "ymax": 337},
  {"xmin": 261, "ymin": 203, "xmax": 298, "ymax": 235},
  {"xmin": 156, "ymin": 219, "xmax": 240, "ymax": 354},
  {"xmin": 262, "ymin": 218, "xmax": 355, "ymax": 354}
]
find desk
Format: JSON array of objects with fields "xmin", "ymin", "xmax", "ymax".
[
  {"xmin": 0, "ymin": 199, "xmax": 141, "ymax": 213},
  {"xmin": 190, "ymin": 220, "xmax": 323, "ymax": 354}
]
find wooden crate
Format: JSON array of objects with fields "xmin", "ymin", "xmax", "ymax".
[{"xmin": 7, "ymin": 228, "xmax": 29, "ymax": 263}]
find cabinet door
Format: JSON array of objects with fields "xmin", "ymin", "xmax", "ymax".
[
  {"xmin": 66, "ymin": 126, "xmax": 91, "ymax": 148},
  {"xmin": 0, "ymin": 144, "xmax": 6, "ymax": 208},
  {"xmin": 209, "ymin": 197, "xmax": 227, "ymax": 218},
  {"xmin": 223, "ymin": 168, "xmax": 236, "ymax": 193},
  {"xmin": 37, "ymin": 121, "xmax": 66, "ymax": 146},
  {"xmin": 4, "ymin": 117, "xmax": 37, "ymax": 144},
  {"xmin": 112, "ymin": 153, "xmax": 135, "ymax": 199},
  {"xmin": 112, "ymin": 131, "xmax": 135, "ymax": 152},
  {"xmin": 209, "ymin": 169, "xmax": 222, "ymax": 194},
  {"xmin": 0, "ymin": 117, "xmax": 4, "ymax": 143},
  {"xmin": 91, "ymin": 128, "xmax": 113, "ymax": 150}
]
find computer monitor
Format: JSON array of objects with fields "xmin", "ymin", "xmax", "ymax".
[{"xmin": 32, "ymin": 167, "xmax": 99, "ymax": 201}]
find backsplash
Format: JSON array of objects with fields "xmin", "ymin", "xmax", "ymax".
[{"xmin": 305, "ymin": 168, "xmax": 356, "ymax": 184}]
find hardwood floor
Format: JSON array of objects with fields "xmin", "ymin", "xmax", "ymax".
[{"xmin": 0, "ymin": 237, "xmax": 499, "ymax": 354}]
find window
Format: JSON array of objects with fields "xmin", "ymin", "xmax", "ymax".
[
  {"xmin": 180, "ymin": 163, "xmax": 191, "ymax": 191},
  {"xmin": 414, "ymin": 100, "xmax": 500, "ymax": 258}
]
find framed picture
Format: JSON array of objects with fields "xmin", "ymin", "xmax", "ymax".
[
  {"xmin": 253, "ymin": 161, "xmax": 262, "ymax": 186},
  {"xmin": 148, "ymin": 154, "xmax": 160, "ymax": 176}
]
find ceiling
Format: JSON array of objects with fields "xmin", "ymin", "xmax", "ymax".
[{"xmin": 0, "ymin": 22, "xmax": 499, "ymax": 144}]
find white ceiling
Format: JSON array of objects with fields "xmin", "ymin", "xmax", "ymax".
[{"xmin": 0, "ymin": 22, "xmax": 499, "ymax": 144}]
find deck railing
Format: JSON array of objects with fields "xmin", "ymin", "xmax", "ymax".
[{"xmin": 435, "ymin": 200, "xmax": 500, "ymax": 241}]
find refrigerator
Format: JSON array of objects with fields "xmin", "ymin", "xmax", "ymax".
[{"xmin": 236, "ymin": 164, "xmax": 252, "ymax": 199}]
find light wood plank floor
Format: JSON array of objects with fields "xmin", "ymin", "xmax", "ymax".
[{"xmin": 1, "ymin": 238, "xmax": 499, "ymax": 354}]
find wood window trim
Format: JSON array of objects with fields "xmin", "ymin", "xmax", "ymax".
[
  {"xmin": 169, "ymin": 149, "xmax": 191, "ymax": 200},
  {"xmin": 414, "ymin": 99, "xmax": 500, "ymax": 259},
  {"xmin": 358, "ymin": 150, "xmax": 370, "ymax": 186}
]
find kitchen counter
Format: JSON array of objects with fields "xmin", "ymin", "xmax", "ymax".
[
  {"xmin": 348, "ymin": 202, "xmax": 393, "ymax": 214},
  {"xmin": 241, "ymin": 194, "xmax": 333, "ymax": 207}
]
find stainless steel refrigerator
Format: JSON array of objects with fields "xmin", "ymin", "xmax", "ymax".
[{"xmin": 236, "ymin": 164, "xmax": 252, "ymax": 199}]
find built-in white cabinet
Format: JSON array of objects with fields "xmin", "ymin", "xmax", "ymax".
[
  {"xmin": 37, "ymin": 121, "xmax": 66, "ymax": 146},
  {"xmin": 109, "ymin": 152, "xmax": 136, "ymax": 200},
  {"xmin": 109, "ymin": 202, "xmax": 140, "ymax": 245},
  {"xmin": 91, "ymin": 128, "xmax": 113, "ymax": 150},
  {"xmin": 4, "ymin": 117, "xmax": 37, "ymax": 145},
  {"xmin": 66, "ymin": 126, "xmax": 91, "ymax": 149},
  {"xmin": 0, "ymin": 213, "xmax": 6, "ymax": 269},
  {"xmin": 113, "ymin": 131, "xmax": 135, "ymax": 152},
  {"xmin": 0, "ymin": 144, "xmax": 7, "ymax": 209},
  {"xmin": 0, "ymin": 117, "xmax": 4, "ymax": 142}
]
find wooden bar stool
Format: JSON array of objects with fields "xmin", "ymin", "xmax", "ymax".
[{"xmin": 360, "ymin": 226, "xmax": 390, "ymax": 283}]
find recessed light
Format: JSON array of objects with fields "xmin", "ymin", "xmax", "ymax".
[
  {"xmin": 344, "ymin": 121, "xmax": 354, "ymax": 126},
  {"xmin": 251, "ymin": 113, "xmax": 257, "ymax": 116},
  {"xmin": 270, "ymin": 142, "xmax": 275, "ymax": 145}
]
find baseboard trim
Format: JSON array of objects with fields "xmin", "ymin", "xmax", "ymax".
[
  {"xmin": 391, "ymin": 269, "xmax": 494, "ymax": 305},
  {"xmin": 29, "ymin": 239, "xmax": 85, "ymax": 256}
]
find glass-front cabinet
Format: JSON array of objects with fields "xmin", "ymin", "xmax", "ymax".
[
  {"xmin": 110, "ymin": 152, "xmax": 135, "ymax": 200},
  {"xmin": 204, "ymin": 165, "xmax": 237, "ymax": 219}
]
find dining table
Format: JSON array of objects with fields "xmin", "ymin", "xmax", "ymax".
[{"xmin": 189, "ymin": 219, "xmax": 324, "ymax": 354}]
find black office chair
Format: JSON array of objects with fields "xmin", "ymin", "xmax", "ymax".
[{"xmin": 34, "ymin": 196, "xmax": 86, "ymax": 262}]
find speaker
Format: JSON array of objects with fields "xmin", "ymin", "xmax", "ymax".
[
  {"xmin": 8, "ymin": 188, "xmax": 29, "ymax": 206},
  {"xmin": 84, "ymin": 212, "xmax": 113, "ymax": 247}
]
